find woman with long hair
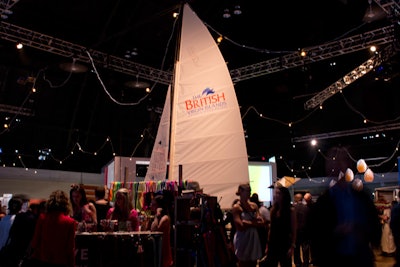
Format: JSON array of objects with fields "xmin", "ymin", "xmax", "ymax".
[
  {"xmin": 31, "ymin": 190, "xmax": 77, "ymax": 267},
  {"xmin": 69, "ymin": 184, "xmax": 97, "ymax": 226},
  {"xmin": 149, "ymin": 194, "xmax": 173, "ymax": 267},
  {"xmin": 106, "ymin": 188, "xmax": 139, "ymax": 231},
  {"xmin": 265, "ymin": 184, "xmax": 297, "ymax": 267}
]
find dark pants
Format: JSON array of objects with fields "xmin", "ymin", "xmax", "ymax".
[
  {"xmin": 293, "ymin": 237, "xmax": 310, "ymax": 267},
  {"xmin": 394, "ymin": 238, "xmax": 400, "ymax": 267}
]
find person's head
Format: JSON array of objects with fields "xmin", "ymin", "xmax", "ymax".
[
  {"xmin": 95, "ymin": 186, "xmax": 106, "ymax": 200},
  {"xmin": 235, "ymin": 183, "xmax": 251, "ymax": 199},
  {"xmin": 13, "ymin": 194, "xmax": 30, "ymax": 212},
  {"xmin": 250, "ymin": 193, "xmax": 262, "ymax": 207},
  {"xmin": 294, "ymin": 193, "xmax": 303, "ymax": 203},
  {"xmin": 151, "ymin": 194, "xmax": 168, "ymax": 215},
  {"xmin": 70, "ymin": 184, "xmax": 88, "ymax": 208},
  {"xmin": 8, "ymin": 197, "xmax": 23, "ymax": 215},
  {"xmin": 303, "ymin": 193, "xmax": 312, "ymax": 204},
  {"xmin": 46, "ymin": 190, "xmax": 71, "ymax": 215},
  {"xmin": 273, "ymin": 184, "xmax": 292, "ymax": 208},
  {"xmin": 115, "ymin": 188, "xmax": 133, "ymax": 212}
]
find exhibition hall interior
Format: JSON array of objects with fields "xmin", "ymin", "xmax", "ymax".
[
  {"xmin": 1, "ymin": 2, "xmax": 400, "ymax": 267},
  {"xmin": 0, "ymin": 0, "xmax": 399, "ymax": 179}
]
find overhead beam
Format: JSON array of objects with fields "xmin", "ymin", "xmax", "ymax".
[
  {"xmin": 230, "ymin": 25, "xmax": 396, "ymax": 82},
  {"xmin": 0, "ymin": 103, "xmax": 34, "ymax": 116},
  {"xmin": 0, "ymin": 21, "xmax": 173, "ymax": 85},
  {"xmin": 292, "ymin": 122, "xmax": 400, "ymax": 143},
  {"xmin": 0, "ymin": 22, "xmax": 397, "ymax": 84}
]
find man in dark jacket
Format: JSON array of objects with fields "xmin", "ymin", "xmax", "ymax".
[
  {"xmin": 2, "ymin": 195, "xmax": 38, "ymax": 267},
  {"xmin": 310, "ymin": 178, "xmax": 381, "ymax": 267}
]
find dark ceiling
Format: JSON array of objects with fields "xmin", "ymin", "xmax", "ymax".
[{"xmin": 0, "ymin": 0, "xmax": 399, "ymax": 178}]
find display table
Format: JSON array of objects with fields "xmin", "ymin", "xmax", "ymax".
[{"xmin": 75, "ymin": 231, "xmax": 163, "ymax": 267}]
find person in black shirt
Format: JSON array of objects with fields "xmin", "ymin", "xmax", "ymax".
[{"xmin": 94, "ymin": 186, "xmax": 111, "ymax": 232}]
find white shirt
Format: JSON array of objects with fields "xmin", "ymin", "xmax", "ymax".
[{"xmin": 259, "ymin": 205, "xmax": 270, "ymax": 222}]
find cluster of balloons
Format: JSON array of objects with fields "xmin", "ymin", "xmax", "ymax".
[{"xmin": 340, "ymin": 159, "xmax": 374, "ymax": 191}]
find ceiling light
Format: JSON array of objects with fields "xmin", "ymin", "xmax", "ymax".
[
  {"xmin": 124, "ymin": 48, "xmax": 138, "ymax": 59},
  {"xmin": 233, "ymin": 5, "xmax": 242, "ymax": 15},
  {"xmin": 223, "ymin": 9, "xmax": 231, "ymax": 19},
  {"xmin": 59, "ymin": 62, "xmax": 88, "ymax": 73},
  {"xmin": 124, "ymin": 76, "xmax": 150, "ymax": 89}
]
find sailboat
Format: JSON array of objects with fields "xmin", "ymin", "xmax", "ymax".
[{"xmin": 145, "ymin": 3, "xmax": 249, "ymax": 209}]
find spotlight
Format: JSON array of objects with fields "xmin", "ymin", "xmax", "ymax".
[{"xmin": 16, "ymin": 42, "xmax": 23, "ymax": 49}]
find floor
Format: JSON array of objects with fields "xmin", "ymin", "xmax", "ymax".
[{"xmin": 282, "ymin": 249, "xmax": 396, "ymax": 267}]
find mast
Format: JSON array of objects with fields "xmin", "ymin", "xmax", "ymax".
[{"xmin": 167, "ymin": 3, "xmax": 184, "ymax": 182}]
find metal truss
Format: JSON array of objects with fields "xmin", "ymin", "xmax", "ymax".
[
  {"xmin": 304, "ymin": 44, "xmax": 395, "ymax": 110},
  {"xmin": 373, "ymin": 0, "xmax": 400, "ymax": 17},
  {"xmin": 0, "ymin": 103, "xmax": 33, "ymax": 116},
  {"xmin": 0, "ymin": 21, "xmax": 173, "ymax": 85},
  {"xmin": 292, "ymin": 122, "xmax": 400, "ymax": 143},
  {"xmin": 0, "ymin": 21, "xmax": 397, "ymax": 84},
  {"xmin": 0, "ymin": 0, "xmax": 20, "ymax": 19},
  {"xmin": 229, "ymin": 24, "xmax": 396, "ymax": 82}
]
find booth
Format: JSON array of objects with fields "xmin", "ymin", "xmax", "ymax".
[{"xmin": 75, "ymin": 231, "xmax": 162, "ymax": 267}]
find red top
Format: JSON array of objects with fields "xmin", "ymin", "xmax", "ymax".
[{"xmin": 31, "ymin": 212, "xmax": 77, "ymax": 267}]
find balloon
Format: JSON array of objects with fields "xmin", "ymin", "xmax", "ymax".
[
  {"xmin": 345, "ymin": 168, "xmax": 354, "ymax": 182},
  {"xmin": 352, "ymin": 178, "xmax": 363, "ymax": 191},
  {"xmin": 364, "ymin": 168, "xmax": 374, "ymax": 182},
  {"xmin": 357, "ymin": 159, "xmax": 368, "ymax": 173}
]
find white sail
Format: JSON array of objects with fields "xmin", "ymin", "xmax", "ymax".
[
  {"xmin": 168, "ymin": 4, "xmax": 249, "ymax": 209},
  {"xmin": 144, "ymin": 86, "xmax": 171, "ymax": 181}
]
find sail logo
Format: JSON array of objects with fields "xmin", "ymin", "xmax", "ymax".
[
  {"xmin": 202, "ymin": 87, "xmax": 215, "ymax": 95},
  {"xmin": 184, "ymin": 88, "xmax": 227, "ymax": 115}
]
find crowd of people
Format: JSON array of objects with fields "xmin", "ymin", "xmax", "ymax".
[
  {"xmin": 229, "ymin": 179, "xmax": 396, "ymax": 267},
  {"xmin": 0, "ymin": 178, "xmax": 399, "ymax": 267},
  {"xmin": 0, "ymin": 185, "xmax": 173, "ymax": 267}
]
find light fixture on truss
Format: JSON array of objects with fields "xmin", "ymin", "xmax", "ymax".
[{"xmin": 303, "ymin": 45, "xmax": 393, "ymax": 110}]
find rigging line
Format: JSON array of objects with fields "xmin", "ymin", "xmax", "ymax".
[
  {"xmin": 340, "ymin": 92, "xmax": 400, "ymax": 124},
  {"xmin": 130, "ymin": 128, "xmax": 151, "ymax": 157},
  {"xmin": 85, "ymin": 10, "xmax": 178, "ymax": 106},
  {"xmin": 41, "ymin": 59, "xmax": 74, "ymax": 88},
  {"xmin": 203, "ymin": 21, "xmax": 295, "ymax": 54},
  {"xmin": 146, "ymin": 3, "xmax": 180, "ymax": 95},
  {"xmin": 242, "ymin": 105, "xmax": 320, "ymax": 127},
  {"xmin": 333, "ymin": 22, "xmax": 369, "ymax": 41},
  {"xmin": 86, "ymin": 50, "xmax": 149, "ymax": 106},
  {"xmin": 204, "ymin": 21, "xmax": 369, "ymax": 55}
]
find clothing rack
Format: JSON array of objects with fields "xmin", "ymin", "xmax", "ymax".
[{"xmin": 109, "ymin": 180, "xmax": 196, "ymax": 210}]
